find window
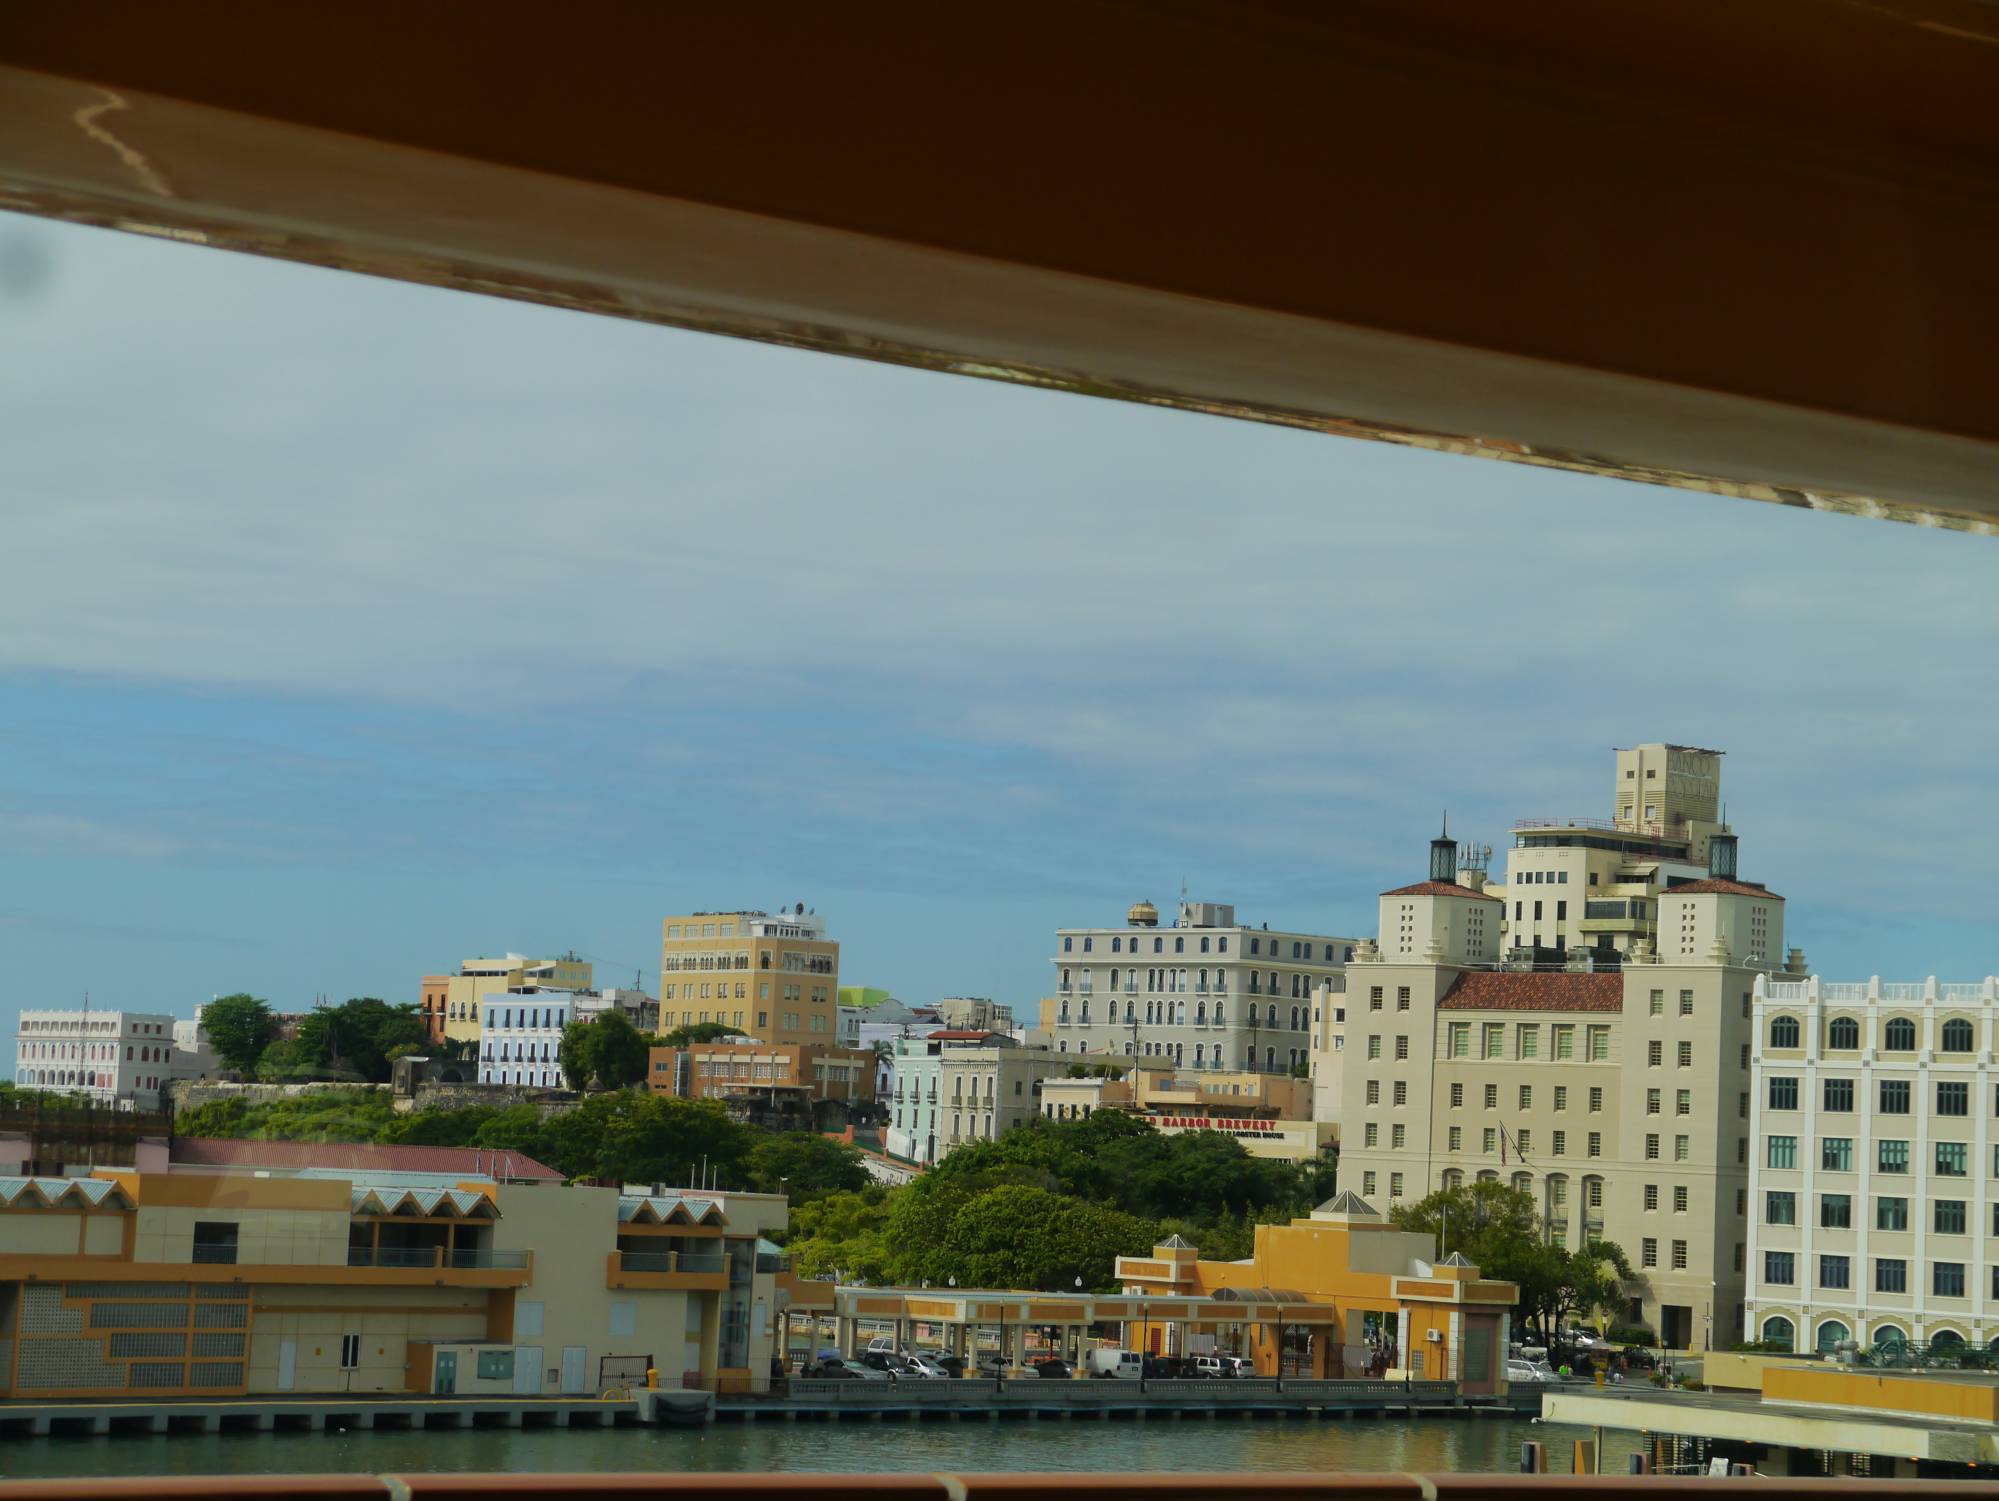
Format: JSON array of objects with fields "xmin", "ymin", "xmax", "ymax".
[
  {"xmin": 1448, "ymin": 1022, "xmax": 1471, "ymax": 1057},
  {"xmin": 192, "ymin": 1222, "xmax": 239, "ymax": 1265},
  {"xmin": 1518, "ymin": 1025, "xmax": 1539, "ymax": 1059},
  {"xmin": 1764, "ymin": 1251, "xmax": 1795, "ymax": 1286},
  {"xmin": 1676, "ymin": 1040, "xmax": 1692, "ymax": 1068},
  {"xmin": 1644, "ymin": 1184, "xmax": 1659, "ymax": 1211},
  {"xmin": 1396, "ymin": 986, "xmax": 1410, "ymax": 1010},
  {"xmin": 1550, "ymin": 1130, "xmax": 1565, "ymax": 1155},
  {"xmin": 1389, "ymin": 1172, "xmax": 1404, "ymax": 1197},
  {"xmin": 1396, "ymin": 1034, "xmax": 1410, "ymax": 1061},
  {"xmin": 1878, "ymin": 1079, "xmax": 1910, "ymax": 1114},
  {"xmin": 1937, "ymin": 1081, "xmax": 1968, "ymax": 1117},
  {"xmin": 1876, "ymin": 1196, "xmax": 1908, "ymax": 1231},
  {"xmin": 1940, "ymin": 1018, "xmax": 1973, "ymax": 1053},
  {"xmin": 1676, "ymin": 1089, "xmax": 1691, "ymax": 1116},
  {"xmin": 1393, "ymin": 1080, "xmax": 1407, "ymax": 1106},
  {"xmin": 1883, "ymin": 1017, "xmax": 1916, "ymax": 1050},
  {"xmin": 1587, "ymin": 1131, "xmax": 1601, "ymax": 1157},
  {"xmin": 1822, "ymin": 1078, "xmax": 1853, "ymax": 1112},
  {"xmin": 1367, "ymin": 1035, "xmax": 1381, "ymax": 1060},
  {"xmin": 1819, "ymin": 1255, "xmax": 1850, "ymax": 1290},
  {"xmin": 1448, "ymin": 1125, "xmax": 1462, "ymax": 1151},
  {"xmin": 1671, "ymin": 1240, "xmax": 1687, "ymax": 1270},
  {"xmin": 1935, "ymin": 1141, "xmax": 1968, "ymax": 1177},
  {"xmin": 1365, "ymin": 1080, "xmax": 1380, "ymax": 1105},
  {"xmin": 1368, "ymin": 986, "xmax": 1382, "ymax": 1011},
  {"xmin": 1482, "ymin": 1128, "xmax": 1497, "ymax": 1153},
  {"xmin": 1827, "ymin": 1016, "xmax": 1860, "ymax": 1049},
  {"xmin": 1362, "ymin": 1171, "xmax": 1377, "ymax": 1197},
  {"xmin": 1769, "ymin": 1015, "xmax": 1800, "ymax": 1048},
  {"xmin": 1587, "ymin": 1025, "xmax": 1609, "ymax": 1061},
  {"xmin": 1554, "ymin": 1085, "xmax": 1568, "ymax": 1110},
  {"xmin": 1874, "ymin": 1259, "xmax": 1906, "ymax": 1294},
  {"xmin": 1672, "ymin": 1184, "xmax": 1687, "ymax": 1213},
  {"xmin": 1553, "ymin": 1026, "xmax": 1574, "ymax": 1060},
  {"xmin": 1647, "ymin": 1088, "xmax": 1662, "ymax": 1116},
  {"xmin": 1518, "ymin": 1084, "xmax": 1533, "ymax": 1110},
  {"xmin": 340, "ymin": 1334, "xmax": 361, "ymax": 1370},
  {"xmin": 1641, "ymin": 1237, "xmax": 1657, "ymax": 1268},
  {"xmin": 1821, "ymin": 1138, "xmax": 1852, "ymax": 1171},
  {"xmin": 1765, "ymin": 1191, "xmax": 1796, "ymax": 1225},
  {"xmin": 1647, "ymin": 1040, "xmax": 1663, "ymax": 1068},
  {"xmin": 1933, "ymin": 1262, "xmax": 1966, "ymax": 1297},
  {"xmin": 1449, "ymin": 1082, "xmax": 1463, "ymax": 1108},
  {"xmin": 1934, "ymin": 1199, "xmax": 1966, "ymax": 1235},
  {"xmin": 1645, "ymin": 1133, "xmax": 1660, "ymax": 1160},
  {"xmin": 1587, "ymin": 1086, "xmax": 1601, "ymax": 1112},
  {"xmin": 1878, "ymin": 1139, "xmax": 1909, "ymax": 1173},
  {"xmin": 1679, "ymin": 990, "xmax": 1694, "ymax": 1017},
  {"xmin": 1365, "ymin": 1123, "xmax": 1379, "ymax": 1148},
  {"xmin": 1767, "ymin": 1136, "xmax": 1797, "ymax": 1169},
  {"xmin": 1820, "ymin": 1194, "xmax": 1851, "ymax": 1229},
  {"xmin": 1648, "ymin": 989, "xmax": 1663, "ymax": 1016},
  {"xmin": 1484, "ymin": 1083, "xmax": 1498, "ymax": 1109},
  {"xmin": 1478, "ymin": 1024, "xmax": 1501, "ymax": 1059}
]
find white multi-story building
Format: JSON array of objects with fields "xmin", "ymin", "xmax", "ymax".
[
  {"xmin": 13, "ymin": 1009, "xmax": 182, "ymax": 1107},
  {"xmin": 477, "ymin": 990, "xmax": 576, "ymax": 1088},
  {"xmin": 884, "ymin": 1032, "xmax": 1069, "ymax": 1166},
  {"xmin": 571, "ymin": 987, "xmax": 658, "ymax": 1033},
  {"xmin": 1036, "ymin": 899, "xmax": 1362, "ymax": 1076},
  {"xmin": 1307, "ymin": 979, "xmax": 1347, "ymax": 1126},
  {"xmin": 1745, "ymin": 973, "xmax": 1999, "ymax": 1357}
]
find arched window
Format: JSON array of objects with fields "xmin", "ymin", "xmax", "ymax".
[
  {"xmin": 1815, "ymin": 1320, "xmax": 1849, "ymax": 1354},
  {"xmin": 1931, "ymin": 1329, "xmax": 1966, "ymax": 1355},
  {"xmin": 1290, "ymin": 1006, "xmax": 1301, "ymax": 1030},
  {"xmin": 1194, "ymin": 1044, "xmax": 1205, "ymax": 1067},
  {"xmin": 1940, "ymin": 1018, "xmax": 1974, "ymax": 1053},
  {"xmin": 1213, "ymin": 1003, "xmax": 1225, "ymax": 1025},
  {"xmin": 1196, "ymin": 1003, "xmax": 1208, "ymax": 1026},
  {"xmin": 1826, "ymin": 1016, "xmax": 1860, "ymax": 1049},
  {"xmin": 1760, "ymin": 1316, "xmax": 1795, "ymax": 1352},
  {"xmin": 1248, "ymin": 1004, "xmax": 1260, "ymax": 1027},
  {"xmin": 1870, "ymin": 1323, "xmax": 1907, "ymax": 1351},
  {"xmin": 1769, "ymin": 1015, "xmax": 1800, "ymax": 1048},
  {"xmin": 1441, "ymin": 1170, "xmax": 1463, "ymax": 1191},
  {"xmin": 1265, "ymin": 1047, "xmax": 1276, "ymax": 1071},
  {"xmin": 1884, "ymin": 1017, "xmax": 1917, "ymax": 1050}
]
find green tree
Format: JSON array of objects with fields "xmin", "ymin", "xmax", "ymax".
[
  {"xmin": 785, "ymin": 1188, "xmax": 893, "ymax": 1282},
  {"xmin": 202, "ymin": 994, "xmax": 276, "ymax": 1074},
  {"xmin": 589, "ymin": 1011, "xmax": 651, "ymax": 1088},
  {"xmin": 557, "ymin": 1019, "xmax": 594, "ymax": 1090},
  {"xmin": 656, "ymin": 1022, "xmax": 746, "ymax": 1049},
  {"xmin": 934, "ymin": 1184, "xmax": 1157, "ymax": 1291},
  {"xmin": 745, "ymin": 1132, "xmax": 868, "ymax": 1203}
]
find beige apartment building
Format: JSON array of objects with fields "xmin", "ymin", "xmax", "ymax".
[
  {"xmin": 659, "ymin": 907, "xmax": 838, "ymax": 1047},
  {"xmin": 1338, "ymin": 827, "xmax": 1790, "ymax": 1350},
  {"xmin": 884, "ymin": 1032, "xmax": 1069, "ymax": 1166},
  {"xmin": 1491, "ymin": 743, "xmax": 1729, "ymax": 958},
  {"xmin": 1745, "ymin": 973, "xmax": 1999, "ymax": 1357},
  {"xmin": 647, "ymin": 1039, "xmax": 876, "ymax": 1109},
  {"xmin": 424, "ymin": 952, "xmax": 593, "ymax": 1049},
  {"xmin": 1036, "ymin": 898, "xmax": 1362, "ymax": 1076},
  {"xmin": 1040, "ymin": 1063, "xmax": 1329, "ymax": 1161}
]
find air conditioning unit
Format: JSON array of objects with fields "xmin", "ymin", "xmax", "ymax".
[{"xmin": 1425, "ymin": 1329, "xmax": 1442, "ymax": 1343}]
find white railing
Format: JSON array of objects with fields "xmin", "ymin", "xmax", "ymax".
[
  {"xmin": 1764, "ymin": 982, "xmax": 1809, "ymax": 1001},
  {"xmin": 1822, "ymin": 982, "xmax": 1868, "ymax": 1002},
  {"xmin": 1882, "ymin": 983, "xmax": 1925, "ymax": 1002}
]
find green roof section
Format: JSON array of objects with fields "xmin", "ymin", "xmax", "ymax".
[{"xmin": 838, "ymin": 987, "xmax": 894, "ymax": 1009}]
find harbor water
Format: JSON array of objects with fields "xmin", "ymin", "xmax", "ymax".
[{"xmin": 0, "ymin": 1412, "xmax": 1637, "ymax": 1481}]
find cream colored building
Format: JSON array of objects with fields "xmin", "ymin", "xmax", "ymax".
[
  {"xmin": 1491, "ymin": 743, "xmax": 1728, "ymax": 958},
  {"xmin": 1039, "ymin": 1062, "xmax": 1331, "ymax": 1161},
  {"xmin": 659, "ymin": 908, "xmax": 838, "ymax": 1048},
  {"xmin": 1338, "ymin": 827, "xmax": 1790, "ymax": 1350},
  {"xmin": 0, "ymin": 1161, "xmax": 785, "ymax": 1399},
  {"xmin": 1037, "ymin": 898, "xmax": 1361, "ymax": 1076},
  {"xmin": 1308, "ymin": 978, "xmax": 1347, "ymax": 1129},
  {"xmin": 884, "ymin": 1032, "xmax": 1069, "ymax": 1166},
  {"xmin": 1745, "ymin": 973, "xmax": 1999, "ymax": 1358},
  {"xmin": 428, "ymin": 952, "xmax": 594, "ymax": 1048}
]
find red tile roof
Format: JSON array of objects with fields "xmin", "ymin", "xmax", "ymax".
[
  {"xmin": 1438, "ymin": 971, "xmax": 1624, "ymax": 1012},
  {"xmin": 169, "ymin": 1137, "xmax": 561, "ymax": 1181},
  {"xmin": 1381, "ymin": 881, "xmax": 1502, "ymax": 902},
  {"xmin": 1666, "ymin": 879, "xmax": 1784, "ymax": 900}
]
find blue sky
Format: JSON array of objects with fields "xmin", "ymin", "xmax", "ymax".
[{"xmin": 2, "ymin": 210, "xmax": 1995, "ymax": 1044}]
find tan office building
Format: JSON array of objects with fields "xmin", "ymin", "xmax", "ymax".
[
  {"xmin": 648, "ymin": 1039, "xmax": 876, "ymax": 1107},
  {"xmin": 659, "ymin": 908, "xmax": 838, "ymax": 1047},
  {"xmin": 1339, "ymin": 828, "xmax": 1789, "ymax": 1350},
  {"xmin": 1745, "ymin": 973, "xmax": 1999, "ymax": 1358},
  {"xmin": 1492, "ymin": 742, "xmax": 1729, "ymax": 958}
]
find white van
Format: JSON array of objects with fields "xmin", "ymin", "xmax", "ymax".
[{"xmin": 1086, "ymin": 1349, "xmax": 1144, "ymax": 1379}]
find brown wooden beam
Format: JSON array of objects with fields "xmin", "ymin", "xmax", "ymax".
[{"xmin": 3, "ymin": 2, "xmax": 1997, "ymax": 530}]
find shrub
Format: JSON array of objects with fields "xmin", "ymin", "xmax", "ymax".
[{"xmin": 1606, "ymin": 1325, "xmax": 1656, "ymax": 1345}]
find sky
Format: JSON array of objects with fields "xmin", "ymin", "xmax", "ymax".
[{"xmin": 3, "ymin": 210, "xmax": 1996, "ymax": 1047}]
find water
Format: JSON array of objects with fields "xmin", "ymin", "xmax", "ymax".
[{"xmin": 0, "ymin": 1415, "xmax": 1639, "ymax": 1481}]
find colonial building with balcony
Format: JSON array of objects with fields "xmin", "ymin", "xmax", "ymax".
[
  {"xmin": 1035, "ymin": 898, "xmax": 1361, "ymax": 1077},
  {"xmin": 884, "ymin": 1032, "xmax": 1069, "ymax": 1167}
]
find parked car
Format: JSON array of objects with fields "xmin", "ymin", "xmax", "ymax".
[
  {"xmin": 1504, "ymin": 1359, "xmax": 1553, "ymax": 1385},
  {"xmin": 867, "ymin": 1336, "xmax": 900, "ymax": 1355},
  {"xmin": 1086, "ymin": 1349, "xmax": 1144, "ymax": 1380},
  {"xmin": 904, "ymin": 1352, "xmax": 952, "ymax": 1379},
  {"xmin": 859, "ymin": 1350, "xmax": 932, "ymax": 1378},
  {"xmin": 1029, "ymin": 1356, "xmax": 1072, "ymax": 1379},
  {"xmin": 933, "ymin": 1354, "xmax": 969, "ymax": 1378},
  {"xmin": 809, "ymin": 1357, "xmax": 888, "ymax": 1380},
  {"xmin": 1191, "ymin": 1355, "xmax": 1236, "ymax": 1378}
]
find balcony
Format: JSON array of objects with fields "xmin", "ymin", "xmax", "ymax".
[
  {"xmin": 348, "ymin": 1246, "xmax": 530, "ymax": 1271},
  {"xmin": 606, "ymin": 1248, "xmax": 729, "ymax": 1291}
]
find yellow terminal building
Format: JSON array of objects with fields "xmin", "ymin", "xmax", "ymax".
[{"xmin": 0, "ymin": 1144, "xmax": 785, "ymax": 1401}]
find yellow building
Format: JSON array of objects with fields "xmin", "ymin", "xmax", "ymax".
[
  {"xmin": 659, "ymin": 908, "xmax": 839, "ymax": 1047},
  {"xmin": 428, "ymin": 951, "xmax": 593, "ymax": 1048},
  {"xmin": 0, "ymin": 1163, "xmax": 784, "ymax": 1399},
  {"xmin": 1116, "ymin": 1191, "xmax": 1516, "ymax": 1391}
]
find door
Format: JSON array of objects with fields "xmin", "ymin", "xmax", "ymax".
[
  {"xmin": 560, "ymin": 1346, "xmax": 587, "ymax": 1394},
  {"xmin": 435, "ymin": 1350, "xmax": 457, "ymax": 1395},
  {"xmin": 277, "ymin": 1339, "xmax": 297, "ymax": 1391},
  {"xmin": 513, "ymin": 1347, "xmax": 543, "ymax": 1394}
]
